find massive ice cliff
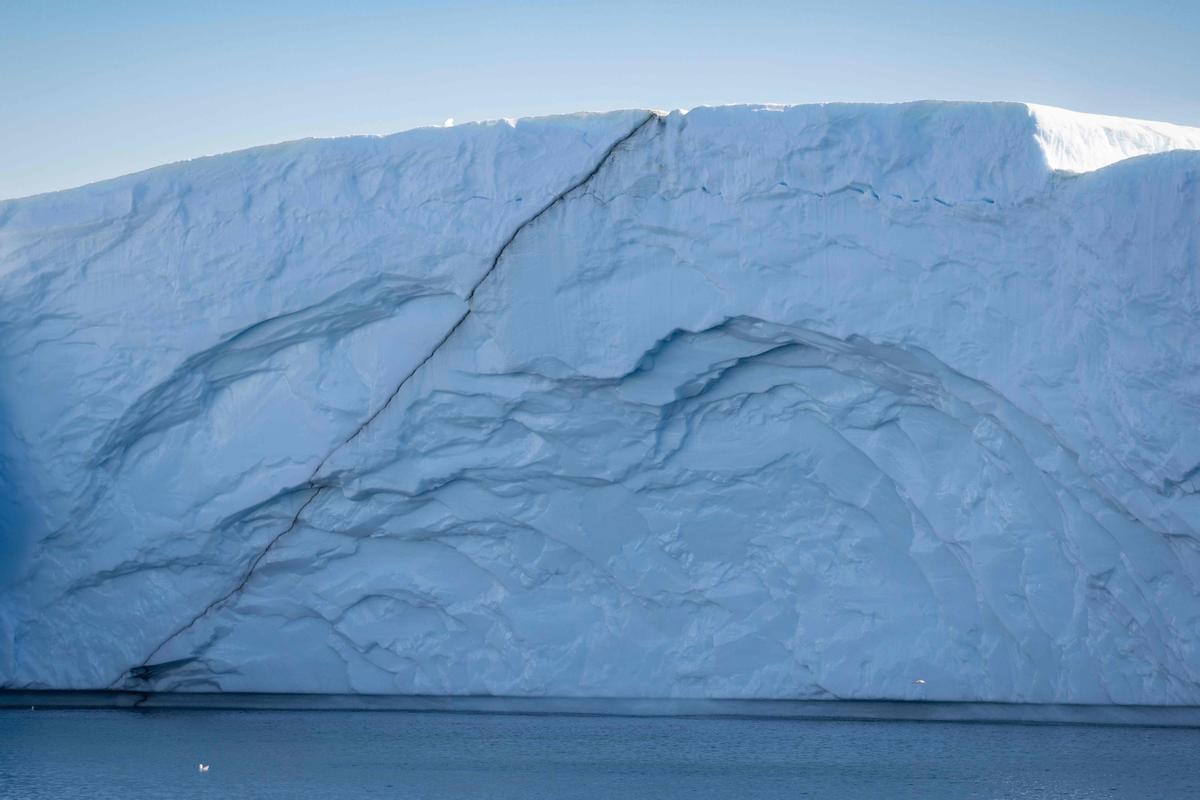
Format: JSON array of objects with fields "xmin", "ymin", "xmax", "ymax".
[{"xmin": 1, "ymin": 102, "xmax": 1199, "ymax": 704}]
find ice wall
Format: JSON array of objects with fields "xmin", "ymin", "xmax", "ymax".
[{"xmin": 1, "ymin": 102, "xmax": 1198, "ymax": 703}]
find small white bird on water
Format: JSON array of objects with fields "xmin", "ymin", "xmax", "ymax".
[
  {"xmin": 913, "ymin": 678, "xmax": 927, "ymax": 685},
  {"xmin": 198, "ymin": 764, "xmax": 210, "ymax": 773}
]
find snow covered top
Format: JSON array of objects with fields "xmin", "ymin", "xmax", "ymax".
[
  {"xmin": 665, "ymin": 101, "xmax": 1200, "ymax": 204},
  {"xmin": 1027, "ymin": 102, "xmax": 1200, "ymax": 174},
  {"xmin": 3, "ymin": 101, "xmax": 1198, "ymax": 210}
]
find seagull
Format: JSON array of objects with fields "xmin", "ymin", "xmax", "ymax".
[
  {"xmin": 913, "ymin": 678, "xmax": 926, "ymax": 685},
  {"xmin": 198, "ymin": 764, "xmax": 210, "ymax": 773}
]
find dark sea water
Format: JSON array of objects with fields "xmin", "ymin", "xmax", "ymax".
[{"xmin": 2, "ymin": 707, "xmax": 1198, "ymax": 799}]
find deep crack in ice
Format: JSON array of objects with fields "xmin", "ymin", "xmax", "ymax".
[{"xmin": 123, "ymin": 112, "xmax": 661, "ymax": 683}]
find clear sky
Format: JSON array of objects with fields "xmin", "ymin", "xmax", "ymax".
[{"xmin": 3, "ymin": 0, "xmax": 1198, "ymax": 200}]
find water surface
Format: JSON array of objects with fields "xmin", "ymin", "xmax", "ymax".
[{"xmin": 2, "ymin": 708, "xmax": 1198, "ymax": 799}]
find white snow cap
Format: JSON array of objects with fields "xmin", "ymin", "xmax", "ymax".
[{"xmin": 1027, "ymin": 102, "xmax": 1200, "ymax": 174}]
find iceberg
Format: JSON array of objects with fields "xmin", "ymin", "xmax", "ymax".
[{"xmin": 1, "ymin": 102, "xmax": 1199, "ymax": 704}]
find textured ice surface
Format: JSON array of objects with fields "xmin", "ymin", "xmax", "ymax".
[{"xmin": 1, "ymin": 102, "xmax": 1199, "ymax": 703}]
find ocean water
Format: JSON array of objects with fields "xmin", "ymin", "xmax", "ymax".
[{"xmin": 2, "ymin": 708, "xmax": 1198, "ymax": 799}]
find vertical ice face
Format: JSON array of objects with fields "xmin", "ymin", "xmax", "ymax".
[{"xmin": 1, "ymin": 102, "xmax": 1198, "ymax": 703}]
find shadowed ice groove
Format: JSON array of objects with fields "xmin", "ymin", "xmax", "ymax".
[
  {"xmin": 90, "ymin": 274, "xmax": 461, "ymax": 475},
  {"xmin": 144, "ymin": 316, "xmax": 1197, "ymax": 702}
]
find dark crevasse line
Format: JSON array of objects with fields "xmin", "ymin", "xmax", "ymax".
[
  {"xmin": 128, "ymin": 486, "xmax": 324, "ymax": 673},
  {"xmin": 120, "ymin": 111, "xmax": 662, "ymax": 685},
  {"xmin": 312, "ymin": 111, "xmax": 661, "ymax": 477}
]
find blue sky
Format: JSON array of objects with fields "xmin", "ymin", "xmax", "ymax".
[{"xmin": 3, "ymin": 0, "xmax": 1198, "ymax": 199}]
